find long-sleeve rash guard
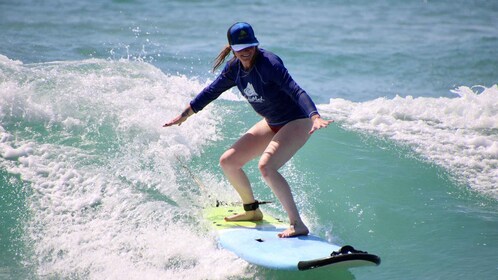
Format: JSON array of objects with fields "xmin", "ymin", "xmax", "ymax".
[{"xmin": 190, "ymin": 48, "xmax": 319, "ymax": 126}]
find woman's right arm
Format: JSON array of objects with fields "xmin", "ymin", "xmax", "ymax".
[
  {"xmin": 163, "ymin": 63, "xmax": 237, "ymax": 127},
  {"xmin": 163, "ymin": 105, "xmax": 194, "ymax": 127}
]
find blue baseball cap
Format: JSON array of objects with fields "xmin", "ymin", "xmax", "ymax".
[{"xmin": 227, "ymin": 22, "xmax": 259, "ymax": 52}]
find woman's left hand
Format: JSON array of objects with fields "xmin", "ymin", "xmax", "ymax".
[{"xmin": 309, "ymin": 115, "xmax": 333, "ymax": 134}]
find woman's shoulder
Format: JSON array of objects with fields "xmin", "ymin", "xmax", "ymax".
[
  {"xmin": 220, "ymin": 57, "xmax": 240, "ymax": 77},
  {"xmin": 224, "ymin": 57, "xmax": 239, "ymax": 69},
  {"xmin": 257, "ymin": 48, "xmax": 285, "ymax": 68}
]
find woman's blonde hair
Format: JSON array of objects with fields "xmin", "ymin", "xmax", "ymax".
[{"xmin": 212, "ymin": 44, "xmax": 234, "ymax": 72}]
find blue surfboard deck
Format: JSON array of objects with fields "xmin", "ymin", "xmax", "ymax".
[{"xmin": 205, "ymin": 205, "xmax": 381, "ymax": 271}]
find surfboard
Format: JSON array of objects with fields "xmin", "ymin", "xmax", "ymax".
[{"xmin": 205, "ymin": 204, "xmax": 381, "ymax": 271}]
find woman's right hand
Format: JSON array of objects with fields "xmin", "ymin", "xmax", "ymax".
[{"xmin": 163, "ymin": 106, "xmax": 194, "ymax": 127}]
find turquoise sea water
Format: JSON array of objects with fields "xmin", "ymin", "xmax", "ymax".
[{"xmin": 1, "ymin": 0, "xmax": 497, "ymax": 279}]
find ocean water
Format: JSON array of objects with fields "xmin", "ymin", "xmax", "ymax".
[{"xmin": 1, "ymin": 0, "xmax": 497, "ymax": 279}]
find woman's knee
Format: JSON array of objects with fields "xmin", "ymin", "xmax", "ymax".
[
  {"xmin": 258, "ymin": 157, "xmax": 275, "ymax": 179},
  {"xmin": 219, "ymin": 150, "xmax": 241, "ymax": 170},
  {"xmin": 219, "ymin": 152, "xmax": 231, "ymax": 169}
]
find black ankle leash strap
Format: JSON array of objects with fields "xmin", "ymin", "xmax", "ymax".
[{"xmin": 243, "ymin": 200, "xmax": 272, "ymax": 211}]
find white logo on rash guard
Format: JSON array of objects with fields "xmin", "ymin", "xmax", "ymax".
[{"xmin": 243, "ymin": 83, "xmax": 264, "ymax": 103}]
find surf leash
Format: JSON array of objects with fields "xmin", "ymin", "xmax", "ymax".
[
  {"xmin": 175, "ymin": 155, "xmax": 274, "ymax": 208},
  {"xmin": 174, "ymin": 154, "xmax": 210, "ymax": 194}
]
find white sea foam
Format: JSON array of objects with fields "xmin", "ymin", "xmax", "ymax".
[
  {"xmin": 0, "ymin": 56, "xmax": 251, "ymax": 279},
  {"xmin": 319, "ymin": 85, "xmax": 498, "ymax": 198}
]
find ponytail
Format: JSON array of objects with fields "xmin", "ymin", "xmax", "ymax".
[{"xmin": 212, "ymin": 44, "xmax": 233, "ymax": 72}]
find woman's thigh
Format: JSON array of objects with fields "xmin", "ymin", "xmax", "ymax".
[
  {"xmin": 259, "ymin": 118, "xmax": 312, "ymax": 171},
  {"xmin": 220, "ymin": 119, "xmax": 275, "ymax": 167}
]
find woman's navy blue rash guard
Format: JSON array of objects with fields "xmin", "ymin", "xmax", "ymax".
[{"xmin": 190, "ymin": 48, "xmax": 319, "ymax": 126}]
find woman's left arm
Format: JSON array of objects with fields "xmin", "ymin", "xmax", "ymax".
[
  {"xmin": 272, "ymin": 60, "xmax": 333, "ymax": 133},
  {"xmin": 309, "ymin": 114, "xmax": 333, "ymax": 134}
]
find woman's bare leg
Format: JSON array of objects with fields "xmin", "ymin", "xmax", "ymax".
[
  {"xmin": 220, "ymin": 119, "xmax": 274, "ymax": 221},
  {"xmin": 258, "ymin": 118, "xmax": 312, "ymax": 237}
]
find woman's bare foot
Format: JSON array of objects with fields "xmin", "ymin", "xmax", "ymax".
[
  {"xmin": 224, "ymin": 208, "xmax": 263, "ymax": 221},
  {"xmin": 278, "ymin": 222, "xmax": 309, "ymax": 238}
]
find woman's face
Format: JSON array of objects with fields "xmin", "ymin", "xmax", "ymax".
[{"xmin": 234, "ymin": 46, "xmax": 256, "ymax": 69}]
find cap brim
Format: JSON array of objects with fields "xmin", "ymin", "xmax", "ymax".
[{"xmin": 231, "ymin": 43, "xmax": 259, "ymax": 52}]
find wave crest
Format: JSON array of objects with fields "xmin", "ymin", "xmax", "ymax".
[{"xmin": 320, "ymin": 85, "xmax": 498, "ymax": 198}]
